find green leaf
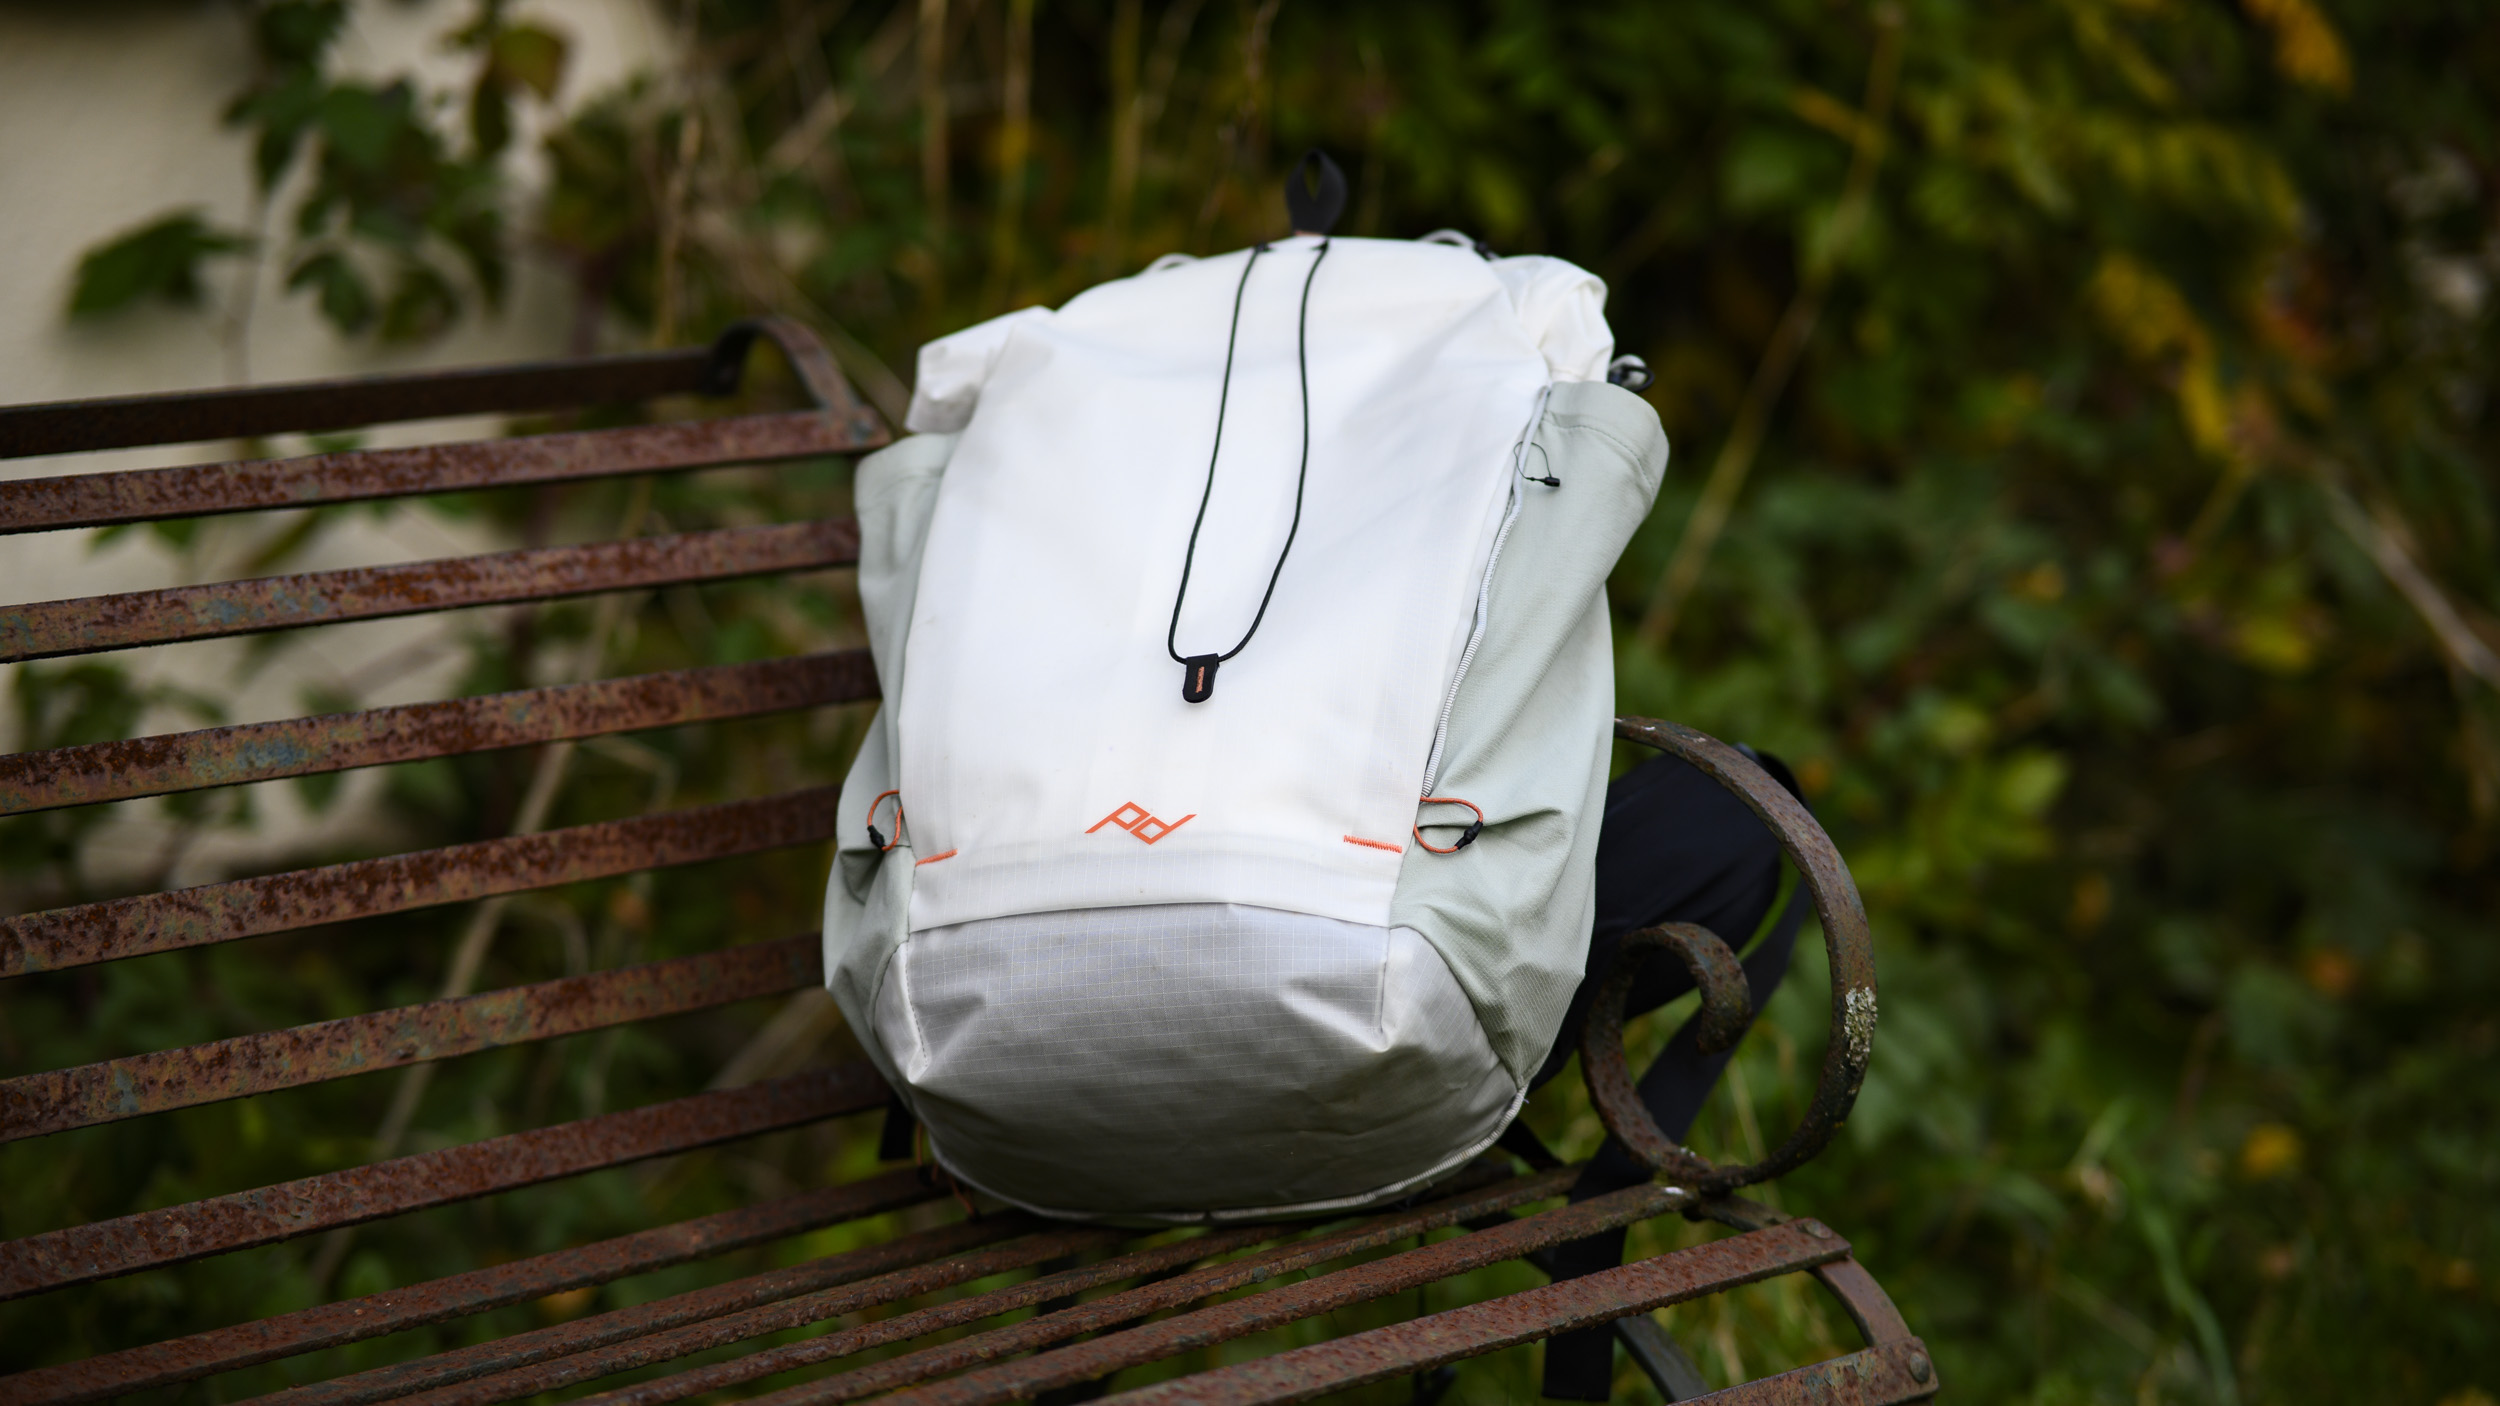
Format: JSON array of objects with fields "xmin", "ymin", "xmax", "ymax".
[
  {"xmin": 297, "ymin": 683, "xmax": 360, "ymax": 718},
  {"xmin": 294, "ymin": 190, "xmax": 339, "ymax": 239},
  {"xmin": 253, "ymin": 0, "xmax": 346, "ymax": 69},
  {"xmin": 292, "ymin": 770, "xmax": 345, "ymax": 814},
  {"xmin": 317, "ymin": 83, "xmax": 416, "ymax": 174},
  {"xmin": 147, "ymin": 518, "xmax": 202, "ymax": 551},
  {"xmin": 1993, "ymin": 749, "xmax": 2069, "ymax": 818},
  {"xmin": 67, "ymin": 211, "xmax": 252, "ymax": 318},
  {"xmin": 469, "ymin": 80, "xmax": 515, "ymax": 159},
  {"xmin": 379, "ymin": 262, "xmax": 459, "ymax": 342},
  {"xmin": 1724, "ymin": 125, "xmax": 1831, "ymax": 215},
  {"xmin": 436, "ymin": 191, "xmax": 508, "ymax": 307},
  {"xmin": 490, "ymin": 25, "xmax": 569, "ymax": 101},
  {"xmin": 285, "ymin": 250, "xmax": 376, "ymax": 334},
  {"xmin": 13, "ymin": 661, "xmax": 148, "ymax": 750},
  {"xmin": 349, "ymin": 203, "xmax": 424, "ymax": 251},
  {"xmin": 445, "ymin": 0, "xmax": 514, "ymax": 51},
  {"xmin": 229, "ymin": 72, "xmax": 324, "ymax": 191}
]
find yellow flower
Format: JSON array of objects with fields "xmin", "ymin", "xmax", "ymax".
[
  {"xmin": 2241, "ymin": 0, "xmax": 2352, "ymax": 95},
  {"xmin": 2239, "ymin": 1123, "xmax": 2302, "ymax": 1180}
]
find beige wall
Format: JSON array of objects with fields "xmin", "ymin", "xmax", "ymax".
[{"xmin": 0, "ymin": 0, "xmax": 669, "ymax": 885}]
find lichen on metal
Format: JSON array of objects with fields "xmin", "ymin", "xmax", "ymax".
[
  {"xmin": 1, "ymin": 935, "xmax": 827, "ymax": 1140},
  {"xmin": 1592, "ymin": 715, "xmax": 1883, "ymax": 1191},
  {"xmin": 0, "ymin": 518, "xmax": 863, "ymax": 665},
  {"xmin": 0, "ymin": 651, "xmax": 877, "ymax": 817},
  {"xmin": 1, "ymin": 786, "xmax": 844, "ymax": 977}
]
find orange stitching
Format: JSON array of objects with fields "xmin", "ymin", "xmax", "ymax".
[
  {"xmin": 1343, "ymin": 835, "xmax": 1404, "ymax": 854},
  {"xmin": 914, "ymin": 849, "xmax": 958, "ymax": 866},
  {"xmin": 868, "ymin": 789, "xmax": 905, "ymax": 852},
  {"xmin": 1088, "ymin": 803, "xmax": 1194, "ymax": 844},
  {"xmin": 1413, "ymin": 795, "xmax": 1485, "ymax": 855}
]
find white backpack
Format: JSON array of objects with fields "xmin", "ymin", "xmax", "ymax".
[{"xmin": 822, "ymin": 232, "xmax": 1667, "ymax": 1221}]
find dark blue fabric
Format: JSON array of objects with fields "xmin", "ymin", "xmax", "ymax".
[{"xmin": 1535, "ymin": 750, "xmax": 1808, "ymax": 1400}]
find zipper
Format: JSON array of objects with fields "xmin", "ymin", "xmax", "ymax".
[{"xmin": 1421, "ymin": 385, "xmax": 1551, "ymax": 795}]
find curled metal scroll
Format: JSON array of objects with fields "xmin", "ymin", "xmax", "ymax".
[{"xmin": 1581, "ymin": 716, "xmax": 1879, "ymax": 1191}]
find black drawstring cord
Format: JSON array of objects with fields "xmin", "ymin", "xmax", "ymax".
[
  {"xmin": 1165, "ymin": 238, "xmax": 1331, "ymax": 703},
  {"xmin": 1522, "ymin": 441, "xmax": 1561, "ymax": 488}
]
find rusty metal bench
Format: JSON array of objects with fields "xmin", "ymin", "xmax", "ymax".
[{"xmin": 0, "ymin": 324, "xmax": 1934, "ymax": 1405}]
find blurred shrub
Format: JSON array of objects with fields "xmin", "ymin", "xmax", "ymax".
[{"xmin": 9, "ymin": 1, "xmax": 2497, "ymax": 1402}]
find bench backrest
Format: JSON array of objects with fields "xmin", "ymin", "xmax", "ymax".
[
  {"xmin": 0, "ymin": 326, "xmax": 1908, "ymax": 1406},
  {"xmin": 0, "ymin": 322, "xmax": 896, "ymax": 1381}
]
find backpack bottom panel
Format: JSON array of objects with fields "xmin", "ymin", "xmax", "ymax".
[{"xmin": 874, "ymin": 901, "xmax": 1521, "ymax": 1221}]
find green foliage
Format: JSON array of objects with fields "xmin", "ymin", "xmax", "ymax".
[
  {"xmin": 0, "ymin": 662, "xmax": 229, "ymax": 907},
  {"xmin": 65, "ymin": 212, "xmax": 253, "ymax": 318},
  {"xmin": 10, "ymin": 1, "xmax": 2500, "ymax": 1403},
  {"xmin": 449, "ymin": 0, "xmax": 570, "ymax": 159},
  {"xmin": 68, "ymin": 0, "xmax": 567, "ymax": 342}
]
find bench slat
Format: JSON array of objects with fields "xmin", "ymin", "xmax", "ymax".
[
  {"xmin": 0, "ymin": 413, "xmax": 873, "ymax": 535},
  {"xmin": 0, "ymin": 1170, "xmax": 938, "ymax": 1406},
  {"xmin": 1, "ymin": 935, "xmax": 823, "ymax": 1141},
  {"xmin": 250, "ymin": 1166, "xmax": 1558, "ymax": 1406},
  {"xmin": 548, "ymin": 1224, "xmax": 1286, "ymax": 1406},
  {"xmin": 1087, "ymin": 1221, "xmax": 1875, "ymax": 1406},
  {"xmin": 244, "ymin": 1218, "xmax": 1055, "ymax": 1406},
  {"xmin": 0, "ymin": 348, "xmax": 724, "ymax": 460},
  {"xmin": 0, "ymin": 519, "xmax": 860, "ymax": 665},
  {"xmin": 554, "ymin": 1166, "xmax": 1577, "ymax": 1406},
  {"xmin": 0, "ymin": 1063, "xmax": 888, "ymax": 1300},
  {"xmin": 0, "ymin": 652, "xmax": 877, "ymax": 817},
  {"xmin": 1, "ymin": 786, "xmax": 840, "ymax": 977},
  {"xmin": 791, "ymin": 1174, "xmax": 1667, "ymax": 1406}
]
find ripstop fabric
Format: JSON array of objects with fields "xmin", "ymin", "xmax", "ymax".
[{"xmin": 822, "ymin": 235, "xmax": 1667, "ymax": 1220}]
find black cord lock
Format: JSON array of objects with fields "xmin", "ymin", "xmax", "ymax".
[{"xmin": 1181, "ymin": 654, "xmax": 1221, "ymax": 703}]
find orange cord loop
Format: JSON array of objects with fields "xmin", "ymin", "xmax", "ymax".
[
  {"xmin": 1413, "ymin": 795, "xmax": 1485, "ymax": 855},
  {"xmin": 867, "ymin": 789, "xmax": 905, "ymax": 852}
]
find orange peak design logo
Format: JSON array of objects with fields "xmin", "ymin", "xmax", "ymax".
[{"xmin": 1087, "ymin": 802, "xmax": 1195, "ymax": 845}]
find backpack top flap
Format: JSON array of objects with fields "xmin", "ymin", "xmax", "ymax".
[{"xmin": 893, "ymin": 236, "xmax": 1611, "ymax": 934}]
